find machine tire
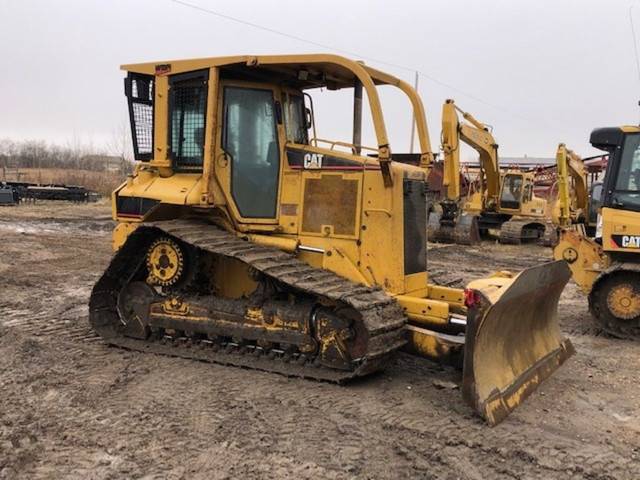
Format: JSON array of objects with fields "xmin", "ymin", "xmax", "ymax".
[{"xmin": 591, "ymin": 272, "xmax": 640, "ymax": 341}]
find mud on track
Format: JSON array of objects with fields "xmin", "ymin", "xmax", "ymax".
[{"xmin": 0, "ymin": 203, "xmax": 638, "ymax": 479}]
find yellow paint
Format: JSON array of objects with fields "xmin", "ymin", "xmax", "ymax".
[
  {"xmin": 555, "ymin": 205, "xmax": 640, "ymax": 296},
  {"xmin": 248, "ymin": 234, "xmax": 299, "ymax": 253},
  {"xmin": 112, "ymin": 55, "xmax": 573, "ymax": 424},
  {"xmin": 395, "ymin": 295, "xmax": 450, "ymax": 327},
  {"xmin": 603, "ymin": 207, "xmax": 640, "ymax": 252},
  {"xmin": 114, "ymin": 171, "xmax": 203, "ymax": 211},
  {"xmin": 553, "ymin": 143, "xmax": 590, "ymax": 229},
  {"xmin": 205, "ymin": 255, "xmax": 258, "ymax": 299},
  {"xmin": 112, "ymin": 222, "xmax": 139, "ymax": 251},
  {"xmin": 404, "ymin": 325, "xmax": 463, "ymax": 361}
]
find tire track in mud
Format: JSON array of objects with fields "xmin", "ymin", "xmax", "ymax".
[
  {"xmin": 375, "ymin": 400, "xmax": 636, "ymax": 480},
  {"xmin": 1, "ymin": 287, "xmax": 102, "ymax": 353},
  {"xmin": 0, "ymin": 216, "xmax": 127, "ymax": 479},
  {"xmin": 89, "ymin": 347, "xmax": 636, "ymax": 480},
  {"xmin": 4, "ymin": 299, "xmax": 634, "ymax": 476},
  {"xmin": 182, "ymin": 350, "xmax": 635, "ymax": 480},
  {"xmin": 89, "ymin": 355, "xmax": 368, "ymax": 476},
  {"xmin": 2, "ymin": 207, "xmax": 639, "ymax": 479},
  {"xmin": 428, "ymin": 242, "xmax": 551, "ymax": 270}
]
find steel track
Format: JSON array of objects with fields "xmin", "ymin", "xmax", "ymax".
[
  {"xmin": 89, "ymin": 219, "xmax": 407, "ymax": 382},
  {"xmin": 498, "ymin": 219, "xmax": 544, "ymax": 245}
]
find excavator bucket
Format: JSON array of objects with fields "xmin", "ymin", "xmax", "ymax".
[
  {"xmin": 427, "ymin": 211, "xmax": 481, "ymax": 245},
  {"xmin": 461, "ymin": 260, "xmax": 573, "ymax": 426}
]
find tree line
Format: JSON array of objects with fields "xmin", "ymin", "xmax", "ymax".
[{"xmin": 0, "ymin": 138, "xmax": 134, "ymax": 175}]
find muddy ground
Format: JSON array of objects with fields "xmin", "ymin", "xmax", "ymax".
[{"xmin": 0, "ymin": 202, "xmax": 638, "ymax": 480}]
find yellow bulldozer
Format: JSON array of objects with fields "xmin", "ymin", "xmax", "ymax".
[
  {"xmin": 554, "ymin": 126, "xmax": 640, "ymax": 341},
  {"xmin": 90, "ymin": 54, "xmax": 574, "ymax": 426},
  {"xmin": 428, "ymin": 99, "xmax": 549, "ymax": 245}
]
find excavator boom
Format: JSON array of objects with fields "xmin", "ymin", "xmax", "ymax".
[{"xmin": 430, "ymin": 99, "xmax": 548, "ymax": 245}]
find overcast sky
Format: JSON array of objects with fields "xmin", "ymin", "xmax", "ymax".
[{"xmin": 2, "ymin": 0, "xmax": 640, "ymax": 161}]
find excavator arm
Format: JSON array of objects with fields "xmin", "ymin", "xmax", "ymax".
[
  {"xmin": 440, "ymin": 99, "xmax": 462, "ymax": 199},
  {"xmin": 554, "ymin": 143, "xmax": 590, "ymax": 229},
  {"xmin": 429, "ymin": 99, "xmax": 500, "ymax": 245},
  {"xmin": 566, "ymin": 147, "xmax": 589, "ymax": 221},
  {"xmin": 555, "ymin": 144, "xmax": 572, "ymax": 228},
  {"xmin": 441, "ymin": 99, "xmax": 501, "ymax": 205}
]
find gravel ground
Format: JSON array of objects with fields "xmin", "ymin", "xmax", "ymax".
[{"xmin": 0, "ymin": 202, "xmax": 638, "ymax": 479}]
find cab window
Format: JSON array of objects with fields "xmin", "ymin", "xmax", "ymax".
[
  {"xmin": 283, "ymin": 93, "xmax": 309, "ymax": 145},
  {"xmin": 612, "ymin": 133, "xmax": 640, "ymax": 209},
  {"xmin": 221, "ymin": 86, "xmax": 280, "ymax": 218},
  {"xmin": 500, "ymin": 174, "xmax": 522, "ymax": 209},
  {"xmin": 522, "ymin": 179, "xmax": 533, "ymax": 204},
  {"xmin": 168, "ymin": 71, "xmax": 208, "ymax": 169}
]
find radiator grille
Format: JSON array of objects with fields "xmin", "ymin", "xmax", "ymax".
[
  {"xmin": 302, "ymin": 175, "xmax": 358, "ymax": 236},
  {"xmin": 403, "ymin": 178, "xmax": 427, "ymax": 275}
]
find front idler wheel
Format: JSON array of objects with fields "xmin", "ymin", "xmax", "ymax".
[{"xmin": 116, "ymin": 281, "xmax": 159, "ymax": 339}]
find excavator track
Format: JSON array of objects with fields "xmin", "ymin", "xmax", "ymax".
[
  {"xmin": 542, "ymin": 223, "xmax": 558, "ymax": 247},
  {"xmin": 89, "ymin": 219, "xmax": 407, "ymax": 382},
  {"xmin": 498, "ymin": 219, "xmax": 544, "ymax": 245}
]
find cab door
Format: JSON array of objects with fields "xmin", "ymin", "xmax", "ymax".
[
  {"xmin": 215, "ymin": 82, "xmax": 282, "ymax": 223},
  {"xmin": 499, "ymin": 173, "xmax": 523, "ymax": 211}
]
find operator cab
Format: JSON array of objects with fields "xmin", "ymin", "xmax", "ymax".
[
  {"xmin": 593, "ymin": 127, "xmax": 640, "ymax": 213},
  {"xmin": 499, "ymin": 172, "xmax": 533, "ymax": 210}
]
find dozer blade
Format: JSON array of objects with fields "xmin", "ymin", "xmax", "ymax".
[{"xmin": 461, "ymin": 260, "xmax": 574, "ymax": 426}]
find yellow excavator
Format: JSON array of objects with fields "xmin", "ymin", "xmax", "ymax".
[
  {"xmin": 428, "ymin": 99, "xmax": 548, "ymax": 244},
  {"xmin": 544, "ymin": 144, "xmax": 596, "ymax": 246},
  {"xmin": 90, "ymin": 54, "xmax": 574, "ymax": 426},
  {"xmin": 554, "ymin": 126, "xmax": 640, "ymax": 341}
]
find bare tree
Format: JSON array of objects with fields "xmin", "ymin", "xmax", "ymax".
[{"xmin": 107, "ymin": 118, "xmax": 135, "ymax": 175}]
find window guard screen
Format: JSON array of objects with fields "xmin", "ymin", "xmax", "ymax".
[
  {"xmin": 169, "ymin": 71, "xmax": 208, "ymax": 169},
  {"xmin": 125, "ymin": 73, "xmax": 154, "ymax": 161}
]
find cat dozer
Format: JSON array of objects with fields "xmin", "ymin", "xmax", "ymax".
[{"xmin": 90, "ymin": 54, "xmax": 573, "ymax": 426}]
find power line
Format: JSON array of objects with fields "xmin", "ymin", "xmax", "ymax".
[{"xmin": 169, "ymin": 0, "xmax": 577, "ymax": 139}]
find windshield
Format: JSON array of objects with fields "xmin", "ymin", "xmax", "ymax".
[
  {"xmin": 222, "ymin": 86, "xmax": 280, "ymax": 218},
  {"xmin": 612, "ymin": 133, "xmax": 640, "ymax": 208},
  {"xmin": 499, "ymin": 173, "xmax": 522, "ymax": 210}
]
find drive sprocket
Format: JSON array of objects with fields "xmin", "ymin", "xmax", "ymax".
[{"xmin": 146, "ymin": 236, "xmax": 185, "ymax": 287}]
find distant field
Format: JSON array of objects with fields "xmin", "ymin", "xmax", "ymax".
[{"xmin": 2, "ymin": 168, "xmax": 126, "ymax": 196}]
